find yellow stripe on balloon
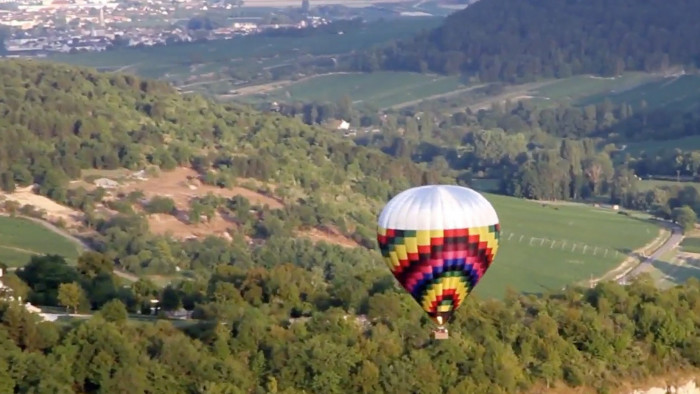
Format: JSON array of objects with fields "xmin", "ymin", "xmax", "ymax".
[
  {"xmin": 405, "ymin": 236, "xmax": 418, "ymax": 255},
  {"xmin": 395, "ymin": 244, "xmax": 408, "ymax": 262},
  {"xmin": 429, "ymin": 229, "xmax": 444, "ymax": 238},
  {"xmin": 416, "ymin": 230, "xmax": 430, "ymax": 246},
  {"xmin": 420, "ymin": 276, "xmax": 469, "ymax": 312},
  {"xmin": 389, "ymin": 251, "xmax": 400, "ymax": 269}
]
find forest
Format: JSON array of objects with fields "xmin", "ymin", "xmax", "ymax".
[
  {"xmin": 1, "ymin": 252, "xmax": 699, "ymax": 393},
  {"xmin": 0, "ymin": 59, "xmax": 452, "ymax": 276},
  {"xmin": 350, "ymin": 0, "xmax": 700, "ymax": 82}
]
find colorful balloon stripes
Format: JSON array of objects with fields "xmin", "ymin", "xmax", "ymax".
[{"xmin": 376, "ymin": 224, "xmax": 500, "ymax": 324}]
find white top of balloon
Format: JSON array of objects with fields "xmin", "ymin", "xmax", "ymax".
[{"xmin": 377, "ymin": 185, "xmax": 499, "ymax": 230}]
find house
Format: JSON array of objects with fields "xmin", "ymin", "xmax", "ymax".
[{"xmin": 337, "ymin": 120, "xmax": 350, "ymax": 130}]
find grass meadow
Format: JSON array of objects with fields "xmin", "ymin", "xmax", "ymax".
[
  {"xmin": 636, "ymin": 179, "xmax": 700, "ymax": 192},
  {"xmin": 0, "ymin": 216, "xmax": 82, "ymax": 267},
  {"xmin": 623, "ymin": 135, "xmax": 700, "ymax": 157},
  {"xmin": 680, "ymin": 237, "xmax": 700, "ymax": 254},
  {"xmin": 47, "ymin": 18, "xmax": 442, "ymax": 80},
  {"xmin": 240, "ymin": 72, "xmax": 465, "ymax": 108},
  {"xmin": 472, "ymin": 194, "xmax": 660, "ymax": 298},
  {"xmin": 575, "ymin": 74, "xmax": 700, "ymax": 112}
]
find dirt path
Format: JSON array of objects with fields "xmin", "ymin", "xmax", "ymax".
[
  {"xmin": 0, "ymin": 244, "xmax": 40, "ymax": 255},
  {"xmin": 219, "ymin": 71, "xmax": 360, "ymax": 99},
  {"xmin": 383, "ymin": 83, "xmax": 490, "ymax": 110},
  {"xmin": 466, "ymin": 80, "xmax": 557, "ymax": 112}
]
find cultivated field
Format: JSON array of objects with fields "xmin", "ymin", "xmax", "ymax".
[
  {"xmin": 575, "ymin": 73, "xmax": 700, "ymax": 111},
  {"xmin": 465, "ymin": 71, "xmax": 700, "ymax": 112},
  {"xmin": 237, "ymin": 72, "xmax": 466, "ymax": 108},
  {"xmin": 473, "ymin": 194, "xmax": 661, "ymax": 298},
  {"xmin": 247, "ymin": 70, "xmax": 700, "ymax": 113},
  {"xmin": 533, "ymin": 72, "xmax": 662, "ymax": 104},
  {"xmin": 47, "ymin": 18, "xmax": 442, "ymax": 83},
  {"xmin": 0, "ymin": 216, "xmax": 82, "ymax": 266},
  {"xmin": 636, "ymin": 179, "xmax": 700, "ymax": 192},
  {"xmin": 680, "ymin": 237, "xmax": 700, "ymax": 254},
  {"xmin": 624, "ymin": 135, "xmax": 700, "ymax": 156}
]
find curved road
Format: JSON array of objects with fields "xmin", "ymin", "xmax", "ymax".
[{"xmin": 620, "ymin": 221, "xmax": 684, "ymax": 282}]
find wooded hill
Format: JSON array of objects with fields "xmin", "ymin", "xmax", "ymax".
[
  {"xmin": 0, "ymin": 59, "xmax": 448, "ymax": 276},
  {"xmin": 353, "ymin": 0, "xmax": 700, "ymax": 82}
]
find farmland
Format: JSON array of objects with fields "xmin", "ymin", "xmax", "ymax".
[
  {"xmin": 472, "ymin": 194, "xmax": 660, "ymax": 299},
  {"xmin": 48, "ymin": 17, "xmax": 443, "ymax": 84},
  {"xmin": 236, "ymin": 68, "xmax": 700, "ymax": 113},
  {"xmin": 636, "ymin": 179, "xmax": 700, "ymax": 192},
  {"xmin": 623, "ymin": 135, "xmax": 700, "ymax": 156},
  {"xmin": 1, "ymin": 173, "xmax": 663, "ymax": 297},
  {"xmin": 0, "ymin": 216, "xmax": 82, "ymax": 267},
  {"xmin": 236, "ymin": 72, "xmax": 467, "ymax": 108}
]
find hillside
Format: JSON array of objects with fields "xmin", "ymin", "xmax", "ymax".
[
  {"xmin": 0, "ymin": 59, "xmax": 444, "ymax": 276},
  {"xmin": 356, "ymin": 0, "xmax": 700, "ymax": 82}
]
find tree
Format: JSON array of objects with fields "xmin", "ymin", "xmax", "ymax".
[
  {"xmin": 671, "ymin": 205, "xmax": 697, "ymax": 233},
  {"xmin": 58, "ymin": 282, "xmax": 84, "ymax": 313},
  {"xmin": 99, "ymin": 299, "xmax": 128, "ymax": 324},
  {"xmin": 77, "ymin": 251, "xmax": 114, "ymax": 279},
  {"xmin": 160, "ymin": 286, "xmax": 182, "ymax": 311},
  {"xmin": 17, "ymin": 254, "xmax": 80, "ymax": 306}
]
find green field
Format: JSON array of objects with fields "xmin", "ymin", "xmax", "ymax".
[
  {"xmin": 47, "ymin": 18, "xmax": 443, "ymax": 80},
  {"xmin": 240, "ymin": 72, "xmax": 466, "ymax": 108},
  {"xmin": 680, "ymin": 237, "xmax": 700, "ymax": 253},
  {"xmin": 526, "ymin": 72, "xmax": 700, "ymax": 111},
  {"xmin": 637, "ymin": 179, "xmax": 700, "ymax": 192},
  {"xmin": 254, "ymin": 69, "xmax": 700, "ymax": 113},
  {"xmin": 0, "ymin": 216, "xmax": 82, "ymax": 267},
  {"xmin": 576, "ymin": 74, "xmax": 700, "ymax": 111},
  {"xmin": 623, "ymin": 135, "xmax": 700, "ymax": 156},
  {"xmin": 472, "ymin": 194, "xmax": 660, "ymax": 298},
  {"xmin": 533, "ymin": 72, "xmax": 658, "ymax": 103}
]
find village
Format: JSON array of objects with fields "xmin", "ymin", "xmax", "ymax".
[{"xmin": 0, "ymin": 0, "xmax": 331, "ymax": 55}]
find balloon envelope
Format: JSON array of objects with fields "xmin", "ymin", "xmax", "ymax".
[{"xmin": 376, "ymin": 185, "xmax": 500, "ymax": 326}]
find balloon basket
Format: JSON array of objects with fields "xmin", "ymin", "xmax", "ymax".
[{"xmin": 433, "ymin": 327, "xmax": 449, "ymax": 340}]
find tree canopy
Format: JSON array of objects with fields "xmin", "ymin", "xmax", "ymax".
[
  {"xmin": 353, "ymin": 0, "xmax": 700, "ymax": 82},
  {"xmin": 0, "ymin": 59, "xmax": 448, "ymax": 276},
  {"xmin": 1, "ymin": 269, "xmax": 699, "ymax": 393}
]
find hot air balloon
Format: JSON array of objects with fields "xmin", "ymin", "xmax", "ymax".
[{"xmin": 376, "ymin": 185, "xmax": 500, "ymax": 339}]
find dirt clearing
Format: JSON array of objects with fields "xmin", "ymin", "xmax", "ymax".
[
  {"xmin": 0, "ymin": 186, "xmax": 84, "ymax": 228},
  {"xmin": 118, "ymin": 167, "xmax": 283, "ymax": 210}
]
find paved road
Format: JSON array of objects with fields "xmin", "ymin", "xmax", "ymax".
[{"xmin": 621, "ymin": 222, "xmax": 684, "ymax": 281}]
